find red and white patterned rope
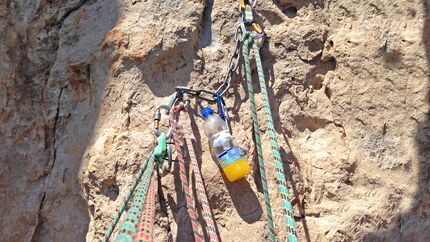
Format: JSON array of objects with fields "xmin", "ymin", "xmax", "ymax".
[
  {"xmin": 169, "ymin": 103, "xmax": 205, "ymax": 242},
  {"xmin": 184, "ymin": 131, "xmax": 220, "ymax": 242},
  {"xmin": 133, "ymin": 171, "xmax": 157, "ymax": 242}
]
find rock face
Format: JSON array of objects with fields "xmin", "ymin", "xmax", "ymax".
[{"xmin": 1, "ymin": 0, "xmax": 429, "ymax": 241}]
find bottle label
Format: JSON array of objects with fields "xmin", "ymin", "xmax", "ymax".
[
  {"xmin": 211, "ymin": 130, "xmax": 233, "ymax": 155},
  {"xmin": 218, "ymin": 147, "xmax": 245, "ymax": 168}
]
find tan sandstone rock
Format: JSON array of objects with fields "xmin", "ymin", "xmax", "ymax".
[{"xmin": 1, "ymin": 0, "xmax": 429, "ymax": 241}]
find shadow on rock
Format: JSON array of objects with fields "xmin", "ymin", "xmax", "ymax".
[{"xmin": 188, "ymin": 101, "xmax": 263, "ymax": 224}]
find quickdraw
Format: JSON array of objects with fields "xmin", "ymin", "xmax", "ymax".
[{"xmin": 152, "ymin": 105, "xmax": 175, "ymax": 175}]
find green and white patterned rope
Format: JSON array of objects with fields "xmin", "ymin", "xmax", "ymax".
[
  {"xmin": 243, "ymin": 32, "xmax": 298, "ymax": 242},
  {"xmin": 243, "ymin": 34, "xmax": 276, "ymax": 242},
  {"xmin": 114, "ymin": 153, "xmax": 156, "ymax": 242},
  {"xmin": 103, "ymin": 151, "xmax": 155, "ymax": 242},
  {"xmin": 251, "ymin": 35, "xmax": 298, "ymax": 242}
]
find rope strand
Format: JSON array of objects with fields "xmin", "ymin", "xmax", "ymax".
[
  {"xmin": 169, "ymin": 103, "xmax": 205, "ymax": 242},
  {"xmin": 252, "ymin": 36, "xmax": 298, "ymax": 242},
  {"xmin": 184, "ymin": 133, "xmax": 220, "ymax": 242},
  {"xmin": 103, "ymin": 152, "xmax": 154, "ymax": 242},
  {"xmin": 133, "ymin": 171, "xmax": 157, "ymax": 242},
  {"xmin": 243, "ymin": 35, "xmax": 277, "ymax": 242},
  {"xmin": 114, "ymin": 154, "xmax": 155, "ymax": 242}
]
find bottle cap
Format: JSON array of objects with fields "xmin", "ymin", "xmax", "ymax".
[{"xmin": 201, "ymin": 107, "xmax": 214, "ymax": 119}]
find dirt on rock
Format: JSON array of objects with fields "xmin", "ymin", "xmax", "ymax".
[{"xmin": 1, "ymin": 0, "xmax": 430, "ymax": 241}]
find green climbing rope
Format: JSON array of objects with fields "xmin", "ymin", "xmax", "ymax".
[
  {"xmin": 103, "ymin": 151, "xmax": 155, "ymax": 242},
  {"xmin": 243, "ymin": 33, "xmax": 298, "ymax": 242},
  {"xmin": 114, "ymin": 153, "xmax": 155, "ymax": 242},
  {"xmin": 242, "ymin": 34, "xmax": 276, "ymax": 242}
]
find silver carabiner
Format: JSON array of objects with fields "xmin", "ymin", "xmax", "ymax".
[{"xmin": 234, "ymin": 24, "xmax": 243, "ymax": 42}]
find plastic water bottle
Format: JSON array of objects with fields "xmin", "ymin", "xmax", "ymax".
[{"xmin": 201, "ymin": 107, "xmax": 251, "ymax": 182}]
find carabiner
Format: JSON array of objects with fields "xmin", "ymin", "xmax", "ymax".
[
  {"xmin": 175, "ymin": 86, "xmax": 217, "ymax": 103},
  {"xmin": 163, "ymin": 144, "xmax": 174, "ymax": 173},
  {"xmin": 235, "ymin": 24, "xmax": 244, "ymax": 42},
  {"xmin": 240, "ymin": 0, "xmax": 257, "ymax": 11},
  {"xmin": 216, "ymin": 92, "xmax": 226, "ymax": 121},
  {"xmin": 216, "ymin": 92, "xmax": 230, "ymax": 129}
]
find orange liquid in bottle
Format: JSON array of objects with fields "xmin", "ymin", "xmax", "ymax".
[{"xmin": 223, "ymin": 158, "xmax": 251, "ymax": 182}]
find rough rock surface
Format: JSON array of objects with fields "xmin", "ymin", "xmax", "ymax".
[{"xmin": 1, "ymin": 0, "xmax": 430, "ymax": 241}]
